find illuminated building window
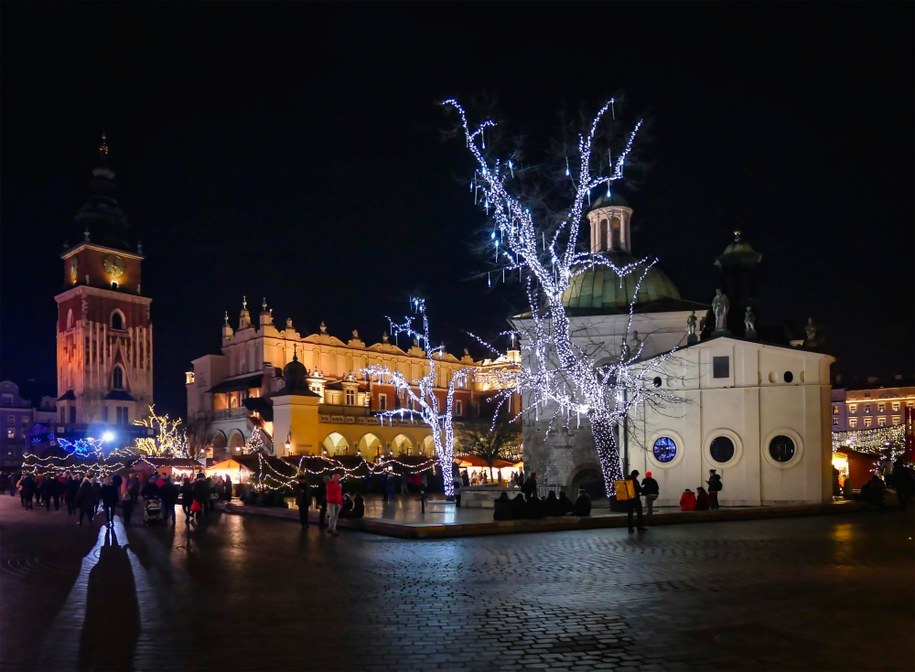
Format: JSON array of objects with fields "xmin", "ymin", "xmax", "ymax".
[
  {"xmin": 908, "ymin": 402, "xmax": 914, "ymax": 409},
  {"xmin": 345, "ymin": 389, "xmax": 355, "ymax": 405},
  {"xmin": 6, "ymin": 428, "xmax": 14, "ymax": 439},
  {"xmin": 878, "ymin": 403, "xmax": 885, "ymax": 413},
  {"xmin": 849, "ymin": 404, "xmax": 857, "ymax": 413},
  {"xmin": 112, "ymin": 365, "xmax": 124, "ymax": 390},
  {"xmin": 892, "ymin": 402, "xmax": 900, "ymax": 411},
  {"xmin": 864, "ymin": 404, "xmax": 871, "ymax": 414},
  {"xmin": 849, "ymin": 418, "xmax": 858, "ymax": 428},
  {"xmin": 832, "ymin": 416, "xmax": 839, "ymax": 426},
  {"xmin": 769, "ymin": 435, "xmax": 796, "ymax": 463},
  {"xmin": 878, "ymin": 417, "xmax": 886, "ymax": 427},
  {"xmin": 378, "ymin": 394, "xmax": 387, "ymax": 411},
  {"xmin": 863, "ymin": 417, "xmax": 872, "ymax": 428},
  {"xmin": 652, "ymin": 436, "xmax": 677, "ymax": 463},
  {"xmin": 455, "ymin": 400, "xmax": 464, "ymax": 416},
  {"xmin": 832, "ymin": 405, "xmax": 839, "ymax": 415},
  {"xmin": 892, "ymin": 416, "xmax": 902, "ymax": 426}
]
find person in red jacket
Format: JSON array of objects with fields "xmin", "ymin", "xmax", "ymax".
[
  {"xmin": 679, "ymin": 488, "xmax": 697, "ymax": 511},
  {"xmin": 325, "ymin": 474, "xmax": 343, "ymax": 536}
]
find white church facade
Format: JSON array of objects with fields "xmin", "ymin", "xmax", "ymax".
[{"xmin": 517, "ymin": 195, "xmax": 836, "ymax": 505}]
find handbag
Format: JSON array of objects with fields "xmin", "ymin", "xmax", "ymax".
[{"xmin": 190, "ymin": 499, "xmax": 202, "ymax": 513}]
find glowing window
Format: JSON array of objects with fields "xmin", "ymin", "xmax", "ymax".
[
  {"xmin": 832, "ymin": 416, "xmax": 839, "ymax": 426},
  {"xmin": 878, "ymin": 417, "xmax": 886, "ymax": 427},
  {"xmin": 892, "ymin": 416, "xmax": 902, "ymax": 426},
  {"xmin": 768, "ymin": 435, "xmax": 796, "ymax": 463},
  {"xmin": 345, "ymin": 389, "xmax": 355, "ymax": 405},
  {"xmin": 878, "ymin": 403, "xmax": 885, "ymax": 413},
  {"xmin": 864, "ymin": 405, "xmax": 871, "ymax": 414},
  {"xmin": 709, "ymin": 436, "xmax": 735, "ymax": 463},
  {"xmin": 849, "ymin": 404, "xmax": 857, "ymax": 413},
  {"xmin": 892, "ymin": 402, "xmax": 900, "ymax": 411},
  {"xmin": 863, "ymin": 417, "xmax": 872, "ymax": 428},
  {"xmin": 849, "ymin": 418, "xmax": 858, "ymax": 428},
  {"xmin": 6, "ymin": 428, "xmax": 14, "ymax": 439},
  {"xmin": 832, "ymin": 405, "xmax": 839, "ymax": 415},
  {"xmin": 652, "ymin": 437, "xmax": 677, "ymax": 463}
]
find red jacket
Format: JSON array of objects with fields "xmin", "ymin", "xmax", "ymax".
[
  {"xmin": 326, "ymin": 478, "xmax": 343, "ymax": 506},
  {"xmin": 679, "ymin": 490, "xmax": 697, "ymax": 511}
]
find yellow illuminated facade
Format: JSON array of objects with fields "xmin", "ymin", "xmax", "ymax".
[{"xmin": 186, "ymin": 299, "xmax": 520, "ymax": 461}]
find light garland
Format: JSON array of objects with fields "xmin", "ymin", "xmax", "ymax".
[
  {"xmin": 132, "ymin": 404, "xmax": 204, "ymax": 460},
  {"xmin": 445, "ymin": 98, "xmax": 686, "ymax": 493},
  {"xmin": 833, "ymin": 425, "xmax": 905, "ymax": 456}
]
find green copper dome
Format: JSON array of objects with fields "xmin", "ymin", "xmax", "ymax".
[{"xmin": 561, "ymin": 251, "xmax": 682, "ymax": 315}]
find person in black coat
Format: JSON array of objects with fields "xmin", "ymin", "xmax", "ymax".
[
  {"xmin": 510, "ymin": 492, "xmax": 528, "ymax": 519},
  {"xmin": 19, "ymin": 474, "xmax": 35, "ymax": 510},
  {"xmin": 75, "ymin": 476, "xmax": 94, "ymax": 525},
  {"xmin": 65, "ymin": 475, "xmax": 80, "ymax": 515},
  {"xmin": 557, "ymin": 491, "xmax": 574, "ymax": 515},
  {"xmin": 294, "ymin": 476, "xmax": 311, "ymax": 528},
  {"xmin": 527, "ymin": 493, "xmax": 545, "ymax": 519},
  {"xmin": 159, "ymin": 478, "xmax": 179, "ymax": 525},
  {"xmin": 493, "ymin": 492, "xmax": 513, "ymax": 520},
  {"xmin": 572, "ymin": 489, "xmax": 592, "ymax": 517},
  {"xmin": 543, "ymin": 491, "xmax": 562, "ymax": 516},
  {"xmin": 100, "ymin": 477, "xmax": 119, "ymax": 526},
  {"xmin": 626, "ymin": 470, "xmax": 646, "ymax": 532}
]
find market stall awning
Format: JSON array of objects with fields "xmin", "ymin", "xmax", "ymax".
[{"xmin": 205, "ymin": 458, "xmax": 252, "ymax": 475}]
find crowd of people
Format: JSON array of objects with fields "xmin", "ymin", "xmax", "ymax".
[
  {"xmin": 490, "ymin": 472, "xmax": 593, "ymax": 521},
  {"xmin": 0, "ymin": 469, "xmax": 232, "ymax": 528}
]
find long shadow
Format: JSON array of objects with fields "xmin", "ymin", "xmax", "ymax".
[{"xmin": 78, "ymin": 525, "xmax": 140, "ymax": 672}]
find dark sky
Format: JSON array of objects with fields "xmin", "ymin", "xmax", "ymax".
[{"xmin": 2, "ymin": 2, "xmax": 913, "ymax": 419}]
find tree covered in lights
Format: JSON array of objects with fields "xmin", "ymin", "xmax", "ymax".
[
  {"xmin": 445, "ymin": 98, "xmax": 685, "ymax": 494},
  {"xmin": 364, "ymin": 298, "xmax": 470, "ymax": 497},
  {"xmin": 132, "ymin": 405, "xmax": 203, "ymax": 460}
]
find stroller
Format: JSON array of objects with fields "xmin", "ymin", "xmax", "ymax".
[{"xmin": 143, "ymin": 497, "xmax": 163, "ymax": 526}]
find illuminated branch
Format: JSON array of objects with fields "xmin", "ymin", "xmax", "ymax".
[{"xmin": 446, "ymin": 98, "xmax": 685, "ymax": 493}]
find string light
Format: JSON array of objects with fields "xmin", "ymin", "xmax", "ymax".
[{"xmin": 445, "ymin": 98, "xmax": 683, "ymax": 492}]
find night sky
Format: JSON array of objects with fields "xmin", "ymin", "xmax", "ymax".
[{"xmin": 2, "ymin": 3, "xmax": 912, "ymax": 419}]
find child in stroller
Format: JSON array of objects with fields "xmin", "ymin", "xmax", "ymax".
[{"xmin": 143, "ymin": 497, "xmax": 163, "ymax": 526}]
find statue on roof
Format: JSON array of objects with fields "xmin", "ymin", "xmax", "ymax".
[
  {"xmin": 712, "ymin": 289, "xmax": 730, "ymax": 331},
  {"xmin": 687, "ymin": 311, "xmax": 698, "ymax": 344},
  {"xmin": 744, "ymin": 307, "xmax": 757, "ymax": 339}
]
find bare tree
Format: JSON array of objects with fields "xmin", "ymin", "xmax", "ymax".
[{"xmin": 445, "ymin": 98, "xmax": 684, "ymax": 494}]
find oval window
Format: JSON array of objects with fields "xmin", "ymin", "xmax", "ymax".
[
  {"xmin": 710, "ymin": 436, "xmax": 735, "ymax": 463},
  {"xmin": 784, "ymin": 371, "xmax": 794, "ymax": 383},
  {"xmin": 652, "ymin": 376, "xmax": 662, "ymax": 388},
  {"xmin": 652, "ymin": 436, "xmax": 677, "ymax": 463},
  {"xmin": 769, "ymin": 435, "xmax": 796, "ymax": 462}
]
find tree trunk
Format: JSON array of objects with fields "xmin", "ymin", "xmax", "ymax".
[{"xmin": 590, "ymin": 415, "xmax": 624, "ymax": 496}]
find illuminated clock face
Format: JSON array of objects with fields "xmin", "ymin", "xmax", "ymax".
[
  {"xmin": 103, "ymin": 254, "xmax": 126, "ymax": 279},
  {"xmin": 69, "ymin": 257, "xmax": 79, "ymax": 284}
]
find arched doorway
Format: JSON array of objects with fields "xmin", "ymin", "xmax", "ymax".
[
  {"xmin": 211, "ymin": 432, "xmax": 229, "ymax": 462},
  {"xmin": 419, "ymin": 435, "xmax": 435, "ymax": 456},
  {"xmin": 570, "ymin": 466, "xmax": 606, "ymax": 500},
  {"xmin": 228, "ymin": 430, "xmax": 246, "ymax": 457},
  {"xmin": 322, "ymin": 432, "xmax": 349, "ymax": 456},
  {"xmin": 390, "ymin": 433, "xmax": 415, "ymax": 456},
  {"xmin": 357, "ymin": 432, "xmax": 383, "ymax": 458}
]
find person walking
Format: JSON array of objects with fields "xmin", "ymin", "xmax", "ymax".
[
  {"xmin": 325, "ymin": 474, "xmax": 343, "ymax": 536},
  {"xmin": 452, "ymin": 472, "xmax": 462, "ymax": 508},
  {"xmin": 294, "ymin": 475, "xmax": 311, "ymax": 528},
  {"xmin": 75, "ymin": 475, "xmax": 94, "ymax": 525},
  {"xmin": 159, "ymin": 477, "xmax": 179, "ymax": 526},
  {"xmin": 626, "ymin": 469, "xmax": 646, "ymax": 532},
  {"xmin": 65, "ymin": 474, "xmax": 79, "ymax": 515},
  {"xmin": 522, "ymin": 472, "xmax": 538, "ymax": 500},
  {"xmin": 707, "ymin": 469, "xmax": 723, "ymax": 509},
  {"xmin": 180, "ymin": 476, "xmax": 194, "ymax": 524},
  {"xmin": 100, "ymin": 477, "xmax": 119, "ymax": 526},
  {"xmin": 316, "ymin": 477, "xmax": 328, "ymax": 529},
  {"xmin": 19, "ymin": 473, "xmax": 35, "ymax": 510},
  {"xmin": 641, "ymin": 471, "xmax": 660, "ymax": 517}
]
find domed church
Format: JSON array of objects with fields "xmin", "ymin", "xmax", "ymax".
[{"xmin": 513, "ymin": 196, "xmax": 836, "ymax": 506}]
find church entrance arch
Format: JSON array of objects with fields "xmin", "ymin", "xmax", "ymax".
[{"xmin": 569, "ymin": 464, "xmax": 607, "ymax": 500}]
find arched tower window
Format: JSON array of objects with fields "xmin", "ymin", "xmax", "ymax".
[
  {"xmin": 599, "ymin": 219, "xmax": 608, "ymax": 251},
  {"xmin": 67, "ymin": 309, "xmax": 74, "ymax": 330},
  {"xmin": 610, "ymin": 216, "xmax": 621, "ymax": 250},
  {"xmin": 112, "ymin": 365, "xmax": 124, "ymax": 390},
  {"xmin": 110, "ymin": 310, "xmax": 125, "ymax": 330}
]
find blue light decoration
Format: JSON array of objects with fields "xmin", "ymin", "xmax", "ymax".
[{"xmin": 652, "ymin": 437, "xmax": 678, "ymax": 463}]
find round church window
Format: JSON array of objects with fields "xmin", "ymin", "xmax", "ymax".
[
  {"xmin": 652, "ymin": 436, "xmax": 677, "ymax": 463},
  {"xmin": 769, "ymin": 435, "xmax": 796, "ymax": 462},
  {"xmin": 710, "ymin": 436, "xmax": 735, "ymax": 463}
]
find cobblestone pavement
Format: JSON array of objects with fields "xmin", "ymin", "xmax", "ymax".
[{"xmin": 1, "ymin": 493, "xmax": 912, "ymax": 672}]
